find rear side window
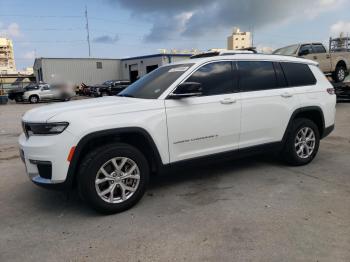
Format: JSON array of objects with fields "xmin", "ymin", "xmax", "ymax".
[
  {"xmin": 281, "ymin": 62, "xmax": 316, "ymax": 87},
  {"xmin": 312, "ymin": 44, "xmax": 326, "ymax": 54},
  {"xmin": 185, "ymin": 61, "xmax": 235, "ymax": 96},
  {"xmin": 237, "ymin": 61, "xmax": 276, "ymax": 92}
]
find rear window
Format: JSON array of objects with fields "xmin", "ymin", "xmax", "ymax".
[
  {"xmin": 281, "ymin": 62, "xmax": 316, "ymax": 87},
  {"xmin": 313, "ymin": 44, "xmax": 327, "ymax": 54}
]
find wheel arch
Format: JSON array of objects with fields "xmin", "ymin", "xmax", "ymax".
[
  {"xmin": 283, "ymin": 106, "xmax": 326, "ymax": 143},
  {"xmin": 336, "ymin": 60, "xmax": 347, "ymax": 70},
  {"xmin": 66, "ymin": 127, "xmax": 164, "ymax": 188}
]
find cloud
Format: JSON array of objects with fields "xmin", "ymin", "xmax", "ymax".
[
  {"xmin": 23, "ymin": 50, "xmax": 36, "ymax": 60},
  {"xmin": 92, "ymin": 34, "xmax": 119, "ymax": 44},
  {"xmin": 330, "ymin": 21, "xmax": 350, "ymax": 37},
  {"xmin": 0, "ymin": 22, "xmax": 21, "ymax": 38},
  {"xmin": 108, "ymin": 0, "xmax": 343, "ymax": 42}
]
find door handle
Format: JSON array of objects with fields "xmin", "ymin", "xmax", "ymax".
[
  {"xmin": 326, "ymin": 55, "xmax": 330, "ymax": 59},
  {"xmin": 313, "ymin": 56, "xmax": 318, "ymax": 60},
  {"xmin": 281, "ymin": 92, "xmax": 293, "ymax": 98},
  {"xmin": 220, "ymin": 98, "xmax": 236, "ymax": 104}
]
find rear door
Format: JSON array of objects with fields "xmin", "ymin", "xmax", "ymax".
[
  {"xmin": 165, "ymin": 61, "xmax": 241, "ymax": 162},
  {"xmin": 238, "ymin": 61, "xmax": 300, "ymax": 148}
]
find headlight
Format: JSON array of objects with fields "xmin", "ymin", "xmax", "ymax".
[{"xmin": 22, "ymin": 122, "xmax": 69, "ymax": 137}]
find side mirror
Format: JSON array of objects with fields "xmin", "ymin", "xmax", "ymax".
[
  {"xmin": 299, "ymin": 49, "xmax": 310, "ymax": 56},
  {"xmin": 169, "ymin": 82, "xmax": 202, "ymax": 99}
]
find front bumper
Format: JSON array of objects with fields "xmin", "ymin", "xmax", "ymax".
[{"xmin": 19, "ymin": 130, "xmax": 77, "ymax": 189}]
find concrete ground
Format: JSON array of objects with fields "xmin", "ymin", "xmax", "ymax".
[{"xmin": 0, "ymin": 100, "xmax": 350, "ymax": 262}]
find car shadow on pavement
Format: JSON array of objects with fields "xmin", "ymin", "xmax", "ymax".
[{"xmin": 23, "ymin": 153, "xmax": 282, "ymax": 216}]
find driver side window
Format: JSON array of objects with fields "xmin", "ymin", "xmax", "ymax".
[{"xmin": 185, "ymin": 61, "xmax": 236, "ymax": 96}]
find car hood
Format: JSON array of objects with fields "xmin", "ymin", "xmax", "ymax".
[{"xmin": 22, "ymin": 96, "xmax": 164, "ymax": 122}]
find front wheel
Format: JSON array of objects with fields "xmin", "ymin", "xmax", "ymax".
[
  {"xmin": 78, "ymin": 143, "xmax": 149, "ymax": 214},
  {"xmin": 282, "ymin": 118, "xmax": 320, "ymax": 166},
  {"xmin": 29, "ymin": 95, "xmax": 39, "ymax": 104}
]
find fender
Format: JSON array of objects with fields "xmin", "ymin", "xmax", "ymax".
[
  {"xmin": 282, "ymin": 106, "xmax": 325, "ymax": 143},
  {"xmin": 64, "ymin": 127, "xmax": 164, "ymax": 189}
]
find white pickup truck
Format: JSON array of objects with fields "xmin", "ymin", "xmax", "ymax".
[{"xmin": 273, "ymin": 43, "xmax": 350, "ymax": 82}]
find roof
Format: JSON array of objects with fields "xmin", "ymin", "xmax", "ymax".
[
  {"xmin": 168, "ymin": 54, "xmax": 319, "ymax": 66},
  {"xmin": 121, "ymin": 53, "xmax": 192, "ymax": 61},
  {"xmin": 35, "ymin": 57, "xmax": 121, "ymax": 61}
]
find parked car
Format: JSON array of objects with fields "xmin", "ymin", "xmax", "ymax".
[
  {"xmin": 8, "ymin": 82, "xmax": 44, "ymax": 102},
  {"xmin": 273, "ymin": 42, "xmax": 350, "ymax": 82},
  {"xmin": 22, "ymin": 83, "xmax": 75, "ymax": 103},
  {"xmin": 19, "ymin": 54, "xmax": 336, "ymax": 214},
  {"xmin": 91, "ymin": 80, "xmax": 130, "ymax": 97}
]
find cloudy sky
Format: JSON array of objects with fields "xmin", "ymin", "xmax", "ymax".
[{"xmin": 1, "ymin": 0, "xmax": 350, "ymax": 70}]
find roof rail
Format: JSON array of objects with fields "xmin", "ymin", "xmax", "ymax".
[{"xmin": 190, "ymin": 47, "xmax": 258, "ymax": 59}]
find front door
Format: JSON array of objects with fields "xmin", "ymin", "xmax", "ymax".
[
  {"xmin": 165, "ymin": 61, "xmax": 241, "ymax": 162},
  {"xmin": 40, "ymin": 85, "xmax": 53, "ymax": 100}
]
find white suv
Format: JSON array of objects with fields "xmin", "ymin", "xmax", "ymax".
[{"xmin": 19, "ymin": 54, "xmax": 336, "ymax": 214}]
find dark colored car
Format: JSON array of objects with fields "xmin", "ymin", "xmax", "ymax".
[{"xmin": 91, "ymin": 80, "xmax": 130, "ymax": 97}]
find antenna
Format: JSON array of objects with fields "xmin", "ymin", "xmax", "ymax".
[{"xmin": 85, "ymin": 5, "xmax": 91, "ymax": 57}]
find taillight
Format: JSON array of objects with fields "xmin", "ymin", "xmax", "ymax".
[{"xmin": 327, "ymin": 88, "xmax": 335, "ymax": 95}]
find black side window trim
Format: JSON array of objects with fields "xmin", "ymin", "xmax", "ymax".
[
  {"xmin": 280, "ymin": 62, "xmax": 317, "ymax": 87},
  {"xmin": 236, "ymin": 60, "xmax": 282, "ymax": 93},
  {"xmin": 180, "ymin": 60, "xmax": 239, "ymax": 97}
]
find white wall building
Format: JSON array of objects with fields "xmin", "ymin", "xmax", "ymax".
[
  {"xmin": 33, "ymin": 54, "xmax": 192, "ymax": 85},
  {"xmin": 227, "ymin": 28, "xmax": 252, "ymax": 50}
]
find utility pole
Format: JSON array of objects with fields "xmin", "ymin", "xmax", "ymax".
[{"xmin": 85, "ymin": 5, "xmax": 91, "ymax": 57}]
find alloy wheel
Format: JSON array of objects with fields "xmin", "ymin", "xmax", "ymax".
[
  {"xmin": 294, "ymin": 127, "xmax": 316, "ymax": 159},
  {"xmin": 95, "ymin": 157, "xmax": 140, "ymax": 204}
]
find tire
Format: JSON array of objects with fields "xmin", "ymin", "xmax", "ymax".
[
  {"xmin": 332, "ymin": 66, "xmax": 347, "ymax": 83},
  {"xmin": 15, "ymin": 96, "xmax": 23, "ymax": 103},
  {"xmin": 77, "ymin": 143, "xmax": 149, "ymax": 214},
  {"xmin": 29, "ymin": 95, "xmax": 39, "ymax": 104},
  {"xmin": 282, "ymin": 118, "xmax": 320, "ymax": 166}
]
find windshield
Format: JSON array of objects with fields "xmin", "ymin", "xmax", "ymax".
[
  {"xmin": 24, "ymin": 83, "xmax": 39, "ymax": 91},
  {"xmin": 118, "ymin": 63, "xmax": 194, "ymax": 99},
  {"xmin": 273, "ymin": 45, "xmax": 299, "ymax": 56}
]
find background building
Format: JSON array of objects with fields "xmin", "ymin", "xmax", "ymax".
[
  {"xmin": 121, "ymin": 53, "xmax": 192, "ymax": 82},
  {"xmin": 33, "ymin": 58, "xmax": 122, "ymax": 85},
  {"xmin": 227, "ymin": 28, "xmax": 252, "ymax": 50},
  {"xmin": 0, "ymin": 38, "xmax": 16, "ymax": 73},
  {"xmin": 33, "ymin": 53, "xmax": 192, "ymax": 85}
]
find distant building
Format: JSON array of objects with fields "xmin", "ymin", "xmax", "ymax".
[
  {"xmin": 33, "ymin": 58, "xmax": 122, "ymax": 86},
  {"xmin": 227, "ymin": 28, "xmax": 252, "ymax": 50},
  {"xmin": 121, "ymin": 53, "xmax": 192, "ymax": 82},
  {"xmin": 0, "ymin": 38, "xmax": 16, "ymax": 72},
  {"xmin": 33, "ymin": 53, "xmax": 192, "ymax": 85}
]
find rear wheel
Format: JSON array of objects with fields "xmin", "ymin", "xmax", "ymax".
[
  {"xmin": 78, "ymin": 143, "xmax": 149, "ymax": 214},
  {"xmin": 29, "ymin": 95, "xmax": 39, "ymax": 104},
  {"xmin": 333, "ymin": 66, "xmax": 347, "ymax": 82},
  {"xmin": 282, "ymin": 118, "xmax": 320, "ymax": 166}
]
